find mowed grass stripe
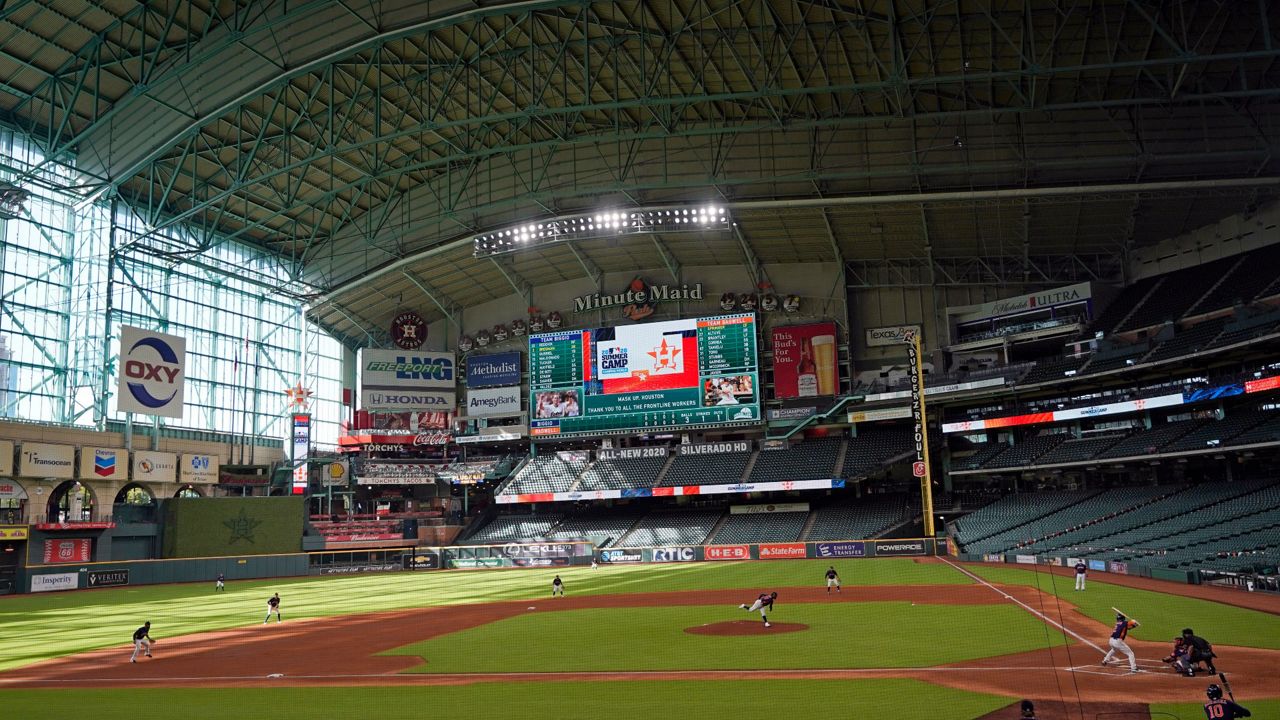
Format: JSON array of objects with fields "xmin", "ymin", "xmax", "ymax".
[
  {"xmin": 0, "ymin": 559, "xmax": 961, "ymax": 672},
  {"xmin": 385, "ymin": 603, "xmax": 1062, "ymax": 672},
  {"xmin": 963, "ymin": 564, "xmax": 1280, "ymax": 650},
  {"xmin": 0, "ymin": 679, "xmax": 1012, "ymax": 720}
]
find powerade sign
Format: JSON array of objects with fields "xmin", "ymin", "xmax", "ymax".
[
  {"xmin": 816, "ymin": 541, "xmax": 866, "ymax": 558},
  {"xmin": 874, "ymin": 540, "xmax": 926, "ymax": 557},
  {"xmin": 652, "ymin": 547, "xmax": 696, "ymax": 562},
  {"xmin": 466, "ymin": 352, "xmax": 521, "ymax": 388},
  {"xmin": 599, "ymin": 549, "xmax": 643, "ymax": 564},
  {"xmin": 117, "ymin": 325, "xmax": 186, "ymax": 418}
]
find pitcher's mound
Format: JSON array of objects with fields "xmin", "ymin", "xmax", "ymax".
[{"xmin": 684, "ymin": 620, "xmax": 809, "ymax": 636}]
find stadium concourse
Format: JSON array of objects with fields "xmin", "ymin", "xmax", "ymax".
[{"xmin": 2, "ymin": 1, "xmax": 1280, "ymax": 719}]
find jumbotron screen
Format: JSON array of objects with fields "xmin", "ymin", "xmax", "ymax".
[{"xmin": 528, "ymin": 314, "xmax": 760, "ymax": 437}]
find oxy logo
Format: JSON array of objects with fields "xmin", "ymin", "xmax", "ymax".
[{"xmin": 124, "ymin": 336, "xmax": 182, "ymax": 408}]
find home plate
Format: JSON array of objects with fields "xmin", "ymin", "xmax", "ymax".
[
  {"xmin": 267, "ymin": 673, "xmax": 284, "ymax": 678},
  {"xmin": 527, "ymin": 606, "xmax": 537, "ymax": 610}
]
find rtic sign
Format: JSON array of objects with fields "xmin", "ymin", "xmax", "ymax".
[
  {"xmin": 705, "ymin": 544, "xmax": 749, "ymax": 560},
  {"xmin": 652, "ymin": 547, "xmax": 696, "ymax": 562},
  {"xmin": 117, "ymin": 325, "xmax": 186, "ymax": 418}
]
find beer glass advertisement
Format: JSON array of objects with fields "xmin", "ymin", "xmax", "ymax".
[{"xmin": 771, "ymin": 322, "xmax": 839, "ymax": 399}]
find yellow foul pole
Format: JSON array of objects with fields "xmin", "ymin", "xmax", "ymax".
[{"xmin": 905, "ymin": 331, "xmax": 936, "ymax": 538}]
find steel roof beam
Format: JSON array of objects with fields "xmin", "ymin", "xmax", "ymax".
[{"xmin": 400, "ymin": 270, "xmax": 462, "ymax": 331}]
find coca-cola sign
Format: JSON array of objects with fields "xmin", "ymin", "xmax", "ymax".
[{"xmin": 413, "ymin": 432, "xmax": 452, "ymax": 446}]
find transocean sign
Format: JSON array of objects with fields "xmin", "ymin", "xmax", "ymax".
[{"xmin": 573, "ymin": 282, "xmax": 705, "ymax": 313}]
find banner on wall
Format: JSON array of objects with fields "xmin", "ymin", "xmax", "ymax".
[
  {"xmin": 949, "ymin": 282, "xmax": 1092, "ymax": 323},
  {"xmin": 359, "ymin": 349, "xmax": 456, "ymax": 411},
  {"xmin": 31, "ymin": 573, "xmax": 78, "ymax": 592},
  {"xmin": 0, "ymin": 481, "xmax": 25, "ymax": 500},
  {"xmin": 292, "ymin": 414, "xmax": 311, "ymax": 495},
  {"xmin": 465, "ymin": 386, "xmax": 522, "ymax": 418},
  {"xmin": 43, "ymin": 538, "xmax": 92, "ymax": 564},
  {"xmin": 816, "ymin": 541, "xmax": 866, "ymax": 558},
  {"xmin": 652, "ymin": 547, "xmax": 697, "ymax": 562},
  {"xmin": 599, "ymin": 548, "xmax": 644, "ymax": 564},
  {"xmin": 771, "ymin": 322, "xmax": 840, "ymax": 399},
  {"xmin": 466, "ymin": 352, "xmax": 522, "ymax": 388},
  {"xmin": 705, "ymin": 545, "xmax": 750, "ymax": 561},
  {"xmin": 758, "ymin": 542, "xmax": 807, "ymax": 559},
  {"xmin": 117, "ymin": 325, "xmax": 187, "ymax": 418},
  {"xmin": 875, "ymin": 540, "xmax": 927, "ymax": 557},
  {"xmin": 730, "ymin": 503, "xmax": 810, "ymax": 514},
  {"xmin": 866, "ymin": 325, "xmax": 921, "ymax": 347},
  {"xmin": 180, "ymin": 454, "xmax": 220, "ymax": 484},
  {"xmin": 87, "ymin": 570, "xmax": 130, "ymax": 588},
  {"xmin": 132, "ymin": 451, "xmax": 177, "ymax": 484},
  {"xmin": 0, "ymin": 440, "xmax": 12, "ymax": 476},
  {"xmin": 79, "ymin": 447, "xmax": 128, "ymax": 481},
  {"xmin": 17, "ymin": 442, "xmax": 75, "ymax": 479}
]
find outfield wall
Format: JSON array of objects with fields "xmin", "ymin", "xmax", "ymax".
[{"xmin": 958, "ymin": 552, "xmax": 1199, "ymax": 584}]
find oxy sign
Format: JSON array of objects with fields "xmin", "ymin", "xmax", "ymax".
[{"xmin": 117, "ymin": 326, "xmax": 186, "ymax": 418}]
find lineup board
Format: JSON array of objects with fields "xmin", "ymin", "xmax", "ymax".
[{"xmin": 529, "ymin": 314, "xmax": 760, "ymax": 437}]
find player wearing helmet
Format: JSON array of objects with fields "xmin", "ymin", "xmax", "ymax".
[
  {"xmin": 738, "ymin": 591, "xmax": 778, "ymax": 627},
  {"xmin": 1204, "ymin": 684, "xmax": 1250, "ymax": 719},
  {"xmin": 1101, "ymin": 612, "xmax": 1140, "ymax": 673}
]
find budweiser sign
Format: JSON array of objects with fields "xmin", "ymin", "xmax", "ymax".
[{"xmin": 413, "ymin": 432, "xmax": 452, "ymax": 446}]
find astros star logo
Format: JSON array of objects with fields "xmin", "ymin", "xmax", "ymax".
[
  {"xmin": 223, "ymin": 508, "xmax": 262, "ymax": 545},
  {"xmin": 285, "ymin": 382, "xmax": 313, "ymax": 410},
  {"xmin": 647, "ymin": 337, "xmax": 682, "ymax": 373}
]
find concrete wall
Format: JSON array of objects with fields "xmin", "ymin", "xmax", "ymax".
[{"xmin": 1130, "ymin": 199, "xmax": 1280, "ymax": 280}]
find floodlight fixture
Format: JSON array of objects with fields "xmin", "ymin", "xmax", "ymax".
[{"xmin": 473, "ymin": 203, "xmax": 731, "ymax": 257}]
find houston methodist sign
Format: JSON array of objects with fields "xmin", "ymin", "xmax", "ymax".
[{"xmin": 117, "ymin": 326, "xmax": 187, "ymax": 418}]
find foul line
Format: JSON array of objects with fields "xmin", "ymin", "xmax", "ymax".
[{"xmin": 940, "ymin": 558, "xmax": 1105, "ymax": 654}]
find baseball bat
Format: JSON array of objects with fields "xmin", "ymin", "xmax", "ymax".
[
  {"xmin": 1111, "ymin": 606, "xmax": 1140, "ymax": 625},
  {"xmin": 1218, "ymin": 672, "xmax": 1234, "ymax": 702}
]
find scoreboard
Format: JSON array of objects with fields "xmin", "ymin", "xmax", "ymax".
[{"xmin": 529, "ymin": 314, "xmax": 760, "ymax": 437}]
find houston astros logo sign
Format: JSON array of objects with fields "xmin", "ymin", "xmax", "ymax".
[{"xmin": 392, "ymin": 311, "xmax": 427, "ymax": 350}]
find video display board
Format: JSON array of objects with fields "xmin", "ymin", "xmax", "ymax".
[{"xmin": 529, "ymin": 314, "xmax": 759, "ymax": 437}]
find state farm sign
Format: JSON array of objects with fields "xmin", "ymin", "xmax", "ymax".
[
  {"xmin": 705, "ymin": 544, "xmax": 750, "ymax": 561},
  {"xmin": 758, "ymin": 542, "xmax": 807, "ymax": 559}
]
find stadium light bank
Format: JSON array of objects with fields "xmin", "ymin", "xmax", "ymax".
[{"xmin": 472, "ymin": 205, "xmax": 730, "ymax": 257}]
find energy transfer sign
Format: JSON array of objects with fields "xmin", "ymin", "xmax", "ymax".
[{"xmin": 117, "ymin": 326, "xmax": 187, "ymax": 418}]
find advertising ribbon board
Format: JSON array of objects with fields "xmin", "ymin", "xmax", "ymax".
[
  {"xmin": 86, "ymin": 570, "xmax": 130, "ymax": 588},
  {"xmin": 359, "ymin": 348, "xmax": 457, "ymax": 411},
  {"xmin": 598, "ymin": 548, "xmax": 644, "ymax": 564},
  {"xmin": 597, "ymin": 446, "xmax": 669, "ymax": 461},
  {"xmin": 815, "ymin": 541, "xmax": 866, "ymax": 558},
  {"xmin": 317, "ymin": 563, "xmax": 400, "ymax": 575},
  {"xmin": 652, "ymin": 547, "xmax": 697, "ymax": 562},
  {"xmin": 402, "ymin": 551, "xmax": 442, "ymax": 570},
  {"xmin": 465, "ymin": 386, "xmax": 522, "ymax": 418},
  {"xmin": 758, "ymin": 542, "xmax": 807, "ymax": 559},
  {"xmin": 511, "ymin": 557, "xmax": 570, "ymax": 567},
  {"xmin": 705, "ymin": 544, "xmax": 750, "ymax": 561},
  {"xmin": 874, "ymin": 539, "xmax": 926, "ymax": 557},
  {"xmin": 43, "ymin": 538, "xmax": 92, "ymax": 563},
  {"xmin": 730, "ymin": 503, "xmax": 809, "ymax": 515},
  {"xmin": 678, "ymin": 441, "xmax": 751, "ymax": 455},
  {"xmin": 31, "ymin": 572, "xmax": 78, "ymax": 593},
  {"xmin": 0, "ymin": 525, "xmax": 30, "ymax": 540}
]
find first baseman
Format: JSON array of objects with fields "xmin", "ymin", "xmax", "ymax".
[
  {"xmin": 739, "ymin": 591, "xmax": 777, "ymax": 627},
  {"xmin": 264, "ymin": 592, "xmax": 282, "ymax": 623},
  {"xmin": 130, "ymin": 621, "xmax": 153, "ymax": 663},
  {"xmin": 1101, "ymin": 612, "xmax": 1139, "ymax": 672},
  {"xmin": 825, "ymin": 566, "xmax": 841, "ymax": 593}
]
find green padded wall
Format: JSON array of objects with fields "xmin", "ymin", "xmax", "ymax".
[{"xmin": 162, "ymin": 496, "xmax": 304, "ymax": 558}]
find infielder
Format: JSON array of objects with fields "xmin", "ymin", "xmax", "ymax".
[
  {"xmin": 264, "ymin": 592, "xmax": 282, "ymax": 623},
  {"xmin": 130, "ymin": 621, "xmax": 153, "ymax": 663},
  {"xmin": 552, "ymin": 575, "xmax": 564, "ymax": 597},
  {"xmin": 1101, "ymin": 612, "xmax": 1140, "ymax": 672},
  {"xmin": 825, "ymin": 566, "xmax": 841, "ymax": 593},
  {"xmin": 1074, "ymin": 561, "xmax": 1087, "ymax": 591},
  {"xmin": 738, "ymin": 591, "xmax": 777, "ymax": 627}
]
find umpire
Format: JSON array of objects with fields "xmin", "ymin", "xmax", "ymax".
[{"xmin": 1182, "ymin": 628, "xmax": 1218, "ymax": 673}]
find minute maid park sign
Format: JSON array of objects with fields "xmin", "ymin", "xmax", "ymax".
[{"xmin": 572, "ymin": 279, "xmax": 705, "ymax": 315}]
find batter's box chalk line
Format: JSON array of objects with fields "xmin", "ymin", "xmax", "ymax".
[{"xmin": 1067, "ymin": 665, "xmax": 1150, "ymax": 676}]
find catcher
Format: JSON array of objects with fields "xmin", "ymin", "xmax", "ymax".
[{"xmin": 1161, "ymin": 636, "xmax": 1195, "ymax": 676}]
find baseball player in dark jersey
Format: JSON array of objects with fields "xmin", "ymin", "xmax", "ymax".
[
  {"xmin": 264, "ymin": 593, "xmax": 282, "ymax": 623},
  {"xmin": 1074, "ymin": 561, "xmax": 1087, "ymax": 591},
  {"xmin": 1204, "ymin": 684, "xmax": 1250, "ymax": 718},
  {"xmin": 825, "ymin": 566, "xmax": 841, "ymax": 593},
  {"xmin": 552, "ymin": 575, "xmax": 564, "ymax": 597},
  {"xmin": 739, "ymin": 591, "xmax": 777, "ymax": 627},
  {"xmin": 1019, "ymin": 700, "xmax": 1037, "ymax": 720},
  {"xmin": 1163, "ymin": 637, "xmax": 1195, "ymax": 676},
  {"xmin": 130, "ymin": 621, "xmax": 153, "ymax": 663},
  {"xmin": 1182, "ymin": 628, "xmax": 1218, "ymax": 673},
  {"xmin": 1101, "ymin": 612, "xmax": 1139, "ymax": 672},
  {"xmin": 215, "ymin": 573, "xmax": 225, "ymax": 592}
]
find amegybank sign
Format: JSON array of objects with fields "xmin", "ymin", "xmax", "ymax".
[{"xmin": 465, "ymin": 386, "xmax": 522, "ymax": 418}]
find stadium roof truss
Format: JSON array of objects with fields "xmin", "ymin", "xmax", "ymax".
[{"xmin": 0, "ymin": 0, "xmax": 1278, "ymax": 346}]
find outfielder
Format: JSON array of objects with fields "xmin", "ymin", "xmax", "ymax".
[
  {"xmin": 215, "ymin": 572, "xmax": 225, "ymax": 592},
  {"xmin": 739, "ymin": 591, "xmax": 777, "ymax": 627},
  {"xmin": 1074, "ymin": 561, "xmax": 1087, "ymax": 591},
  {"xmin": 130, "ymin": 621, "xmax": 153, "ymax": 663},
  {"xmin": 1101, "ymin": 612, "xmax": 1140, "ymax": 672},
  {"xmin": 825, "ymin": 566, "xmax": 841, "ymax": 593}
]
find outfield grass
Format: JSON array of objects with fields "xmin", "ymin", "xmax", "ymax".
[
  {"xmin": 387, "ymin": 602, "xmax": 1062, "ymax": 672},
  {"xmin": 0, "ymin": 559, "xmax": 961, "ymax": 671},
  {"xmin": 0, "ymin": 679, "xmax": 1013, "ymax": 720},
  {"xmin": 964, "ymin": 564, "xmax": 1280, "ymax": 649}
]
